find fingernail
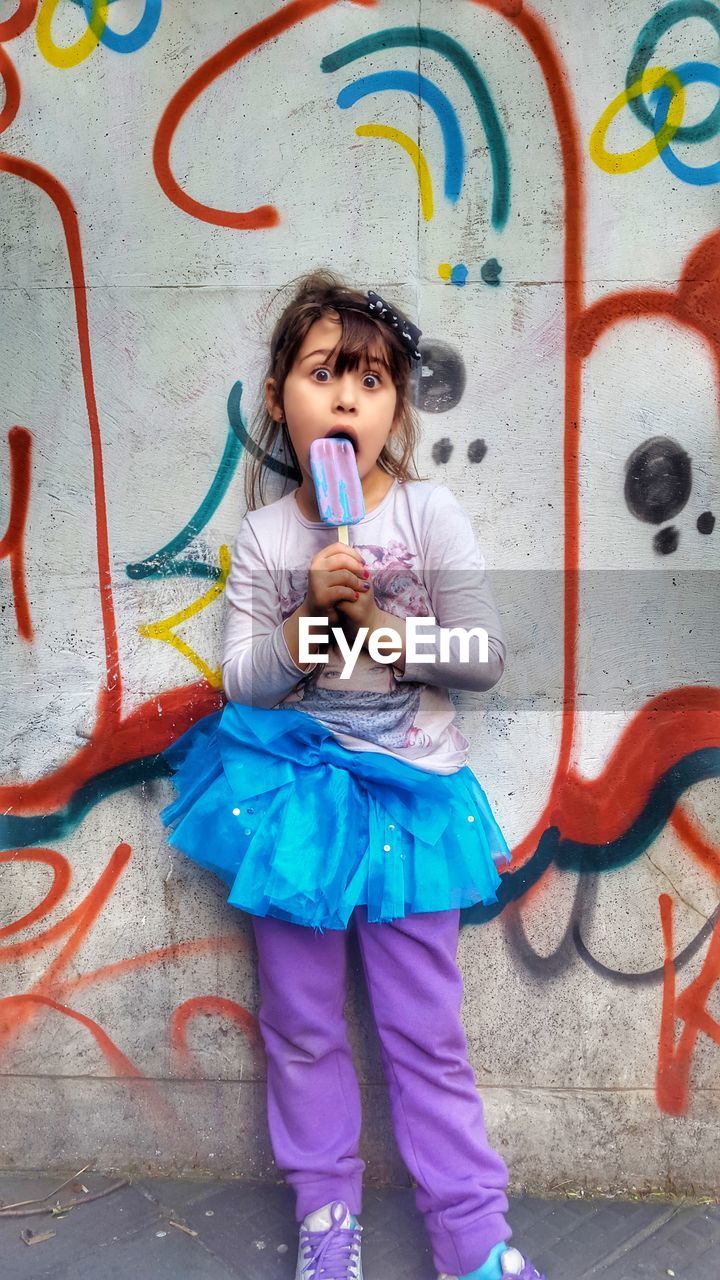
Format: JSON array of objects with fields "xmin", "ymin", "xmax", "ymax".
[
  {"xmin": 354, "ymin": 592, "xmax": 359, "ymax": 600},
  {"xmin": 363, "ymin": 569, "xmax": 370, "ymax": 578}
]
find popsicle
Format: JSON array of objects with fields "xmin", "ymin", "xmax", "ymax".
[{"xmin": 309, "ymin": 436, "xmax": 365, "ymax": 545}]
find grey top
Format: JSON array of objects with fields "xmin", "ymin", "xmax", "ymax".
[{"xmin": 221, "ymin": 478, "xmax": 506, "ymax": 774}]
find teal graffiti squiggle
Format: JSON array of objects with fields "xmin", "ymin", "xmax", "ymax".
[
  {"xmin": 5, "ymin": 750, "xmax": 718, "ymax": 924},
  {"xmin": 126, "ymin": 381, "xmax": 246, "ymax": 582},
  {"xmin": 626, "ymin": 0, "xmax": 720, "ymax": 143},
  {"xmin": 462, "ymin": 746, "xmax": 720, "ymax": 924},
  {"xmin": 321, "ymin": 26, "xmax": 510, "ymax": 230}
]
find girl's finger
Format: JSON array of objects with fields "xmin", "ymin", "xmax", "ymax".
[
  {"xmin": 318, "ymin": 547, "xmax": 365, "ymax": 571},
  {"xmin": 322, "ymin": 558, "xmax": 368, "ymax": 584},
  {"xmin": 328, "ymin": 571, "xmax": 370, "ymax": 594}
]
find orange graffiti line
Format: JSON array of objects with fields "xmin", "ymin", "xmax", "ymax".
[
  {"xmin": 56, "ymin": 935, "xmax": 249, "ymax": 999},
  {"xmin": 31, "ymin": 843, "xmax": 131, "ymax": 996},
  {"xmin": 0, "ymin": 849, "xmax": 70, "ymax": 941},
  {"xmin": 0, "ymin": 1, "xmax": 37, "ymax": 44},
  {"xmin": 455, "ymin": 0, "xmax": 585, "ymax": 874},
  {"xmin": 0, "ymin": 993, "xmax": 144, "ymax": 1077},
  {"xmin": 0, "ymin": 426, "xmax": 33, "ymax": 640},
  {"xmin": 0, "ymin": 155, "xmax": 121, "ymax": 721},
  {"xmin": 0, "ymin": 992, "xmax": 177, "ymax": 1125},
  {"xmin": 0, "ymin": 680, "xmax": 221, "ymax": 815},
  {"xmin": 657, "ymin": 893, "xmax": 720, "ymax": 1116},
  {"xmin": 653, "ymin": 896, "xmax": 717, "ymax": 1116},
  {"xmin": 153, "ymin": 0, "xmax": 375, "ymax": 230},
  {"xmin": 169, "ymin": 996, "xmax": 261, "ymax": 1077},
  {"xmin": 0, "ymin": 43, "xmax": 21, "ymax": 135},
  {"xmin": 475, "ymin": 5, "xmax": 720, "ymax": 879},
  {"xmin": 0, "ymin": 848, "xmax": 114, "ymax": 964},
  {"xmin": 558, "ymin": 691, "xmax": 720, "ymax": 849},
  {"xmin": 0, "ymin": 844, "xmax": 131, "ymax": 1054},
  {"xmin": 670, "ymin": 806, "xmax": 720, "ymax": 884},
  {"xmin": 573, "ymin": 231, "xmax": 720, "ymax": 361},
  {"xmin": 556, "ymin": 688, "xmax": 720, "ymax": 844}
]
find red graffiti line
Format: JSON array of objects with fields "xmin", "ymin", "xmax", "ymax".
[
  {"xmin": 0, "ymin": 681, "xmax": 221, "ymax": 815},
  {"xmin": 56, "ymin": 936, "xmax": 250, "ymax": 1001},
  {"xmin": 1, "ymin": 846, "xmax": 250, "ymax": 1088},
  {"xmin": 0, "ymin": 848, "xmax": 70, "ymax": 938},
  {"xmin": 572, "ymin": 230, "xmax": 720, "ymax": 376},
  {"xmin": 153, "ymin": 0, "xmax": 375, "ymax": 230},
  {"xmin": 0, "ymin": 993, "xmax": 144, "ymax": 1076},
  {"xmin": 0, "ymin": 426, "xmax": 33, "ymax": 640},
  {"xmin": 0, "ymin": 843, "xmax": 132, "ymax": 1049},
  {"xmin": 0, "ymin": 1, "xmax": 37, "ymax": 47},
  {"xmin": 0, "ymin": 993, "xmax": 177, "ymax": 1126},
  {"xmin": 0, "ymin": 843, "xmax": 178, "ymax": 1120},
  {"xmin": 555, "ymin": 688, "xmax": 720, "ymax": 843},
  {"xmin": 0, "ymin": 42, "xmax": 21, "ymax": 134},
  {"xmin": 657, "ymin": 892, "xmax": 720, "ymax": 1115},
  {"xmin": 0, "ymin": 155, "xmax": 121, "ymax": 721},
  {"xmin": 458, "ymin": 0, "xmax": 586, "ymax": 872},
  {"xmin": 170, "ymin": 996, "xmax": 261, "ymax": 1077},
  {"xmin": 670, "ymin": 806, "xmax": 720, "ymax": 884}
]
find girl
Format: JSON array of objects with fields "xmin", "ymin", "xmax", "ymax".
[{"xmin": 160, "ymin": 272, "xmax": 545, "ymax": 1280}]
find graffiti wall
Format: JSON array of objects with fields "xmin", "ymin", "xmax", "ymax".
[{"xmin": 1, "ymin": 0, "xmax": 718, "ymax": 1188}]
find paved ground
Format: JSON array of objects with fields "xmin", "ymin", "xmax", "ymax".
[{"xmin": 0, "ymin": 1172, "xmax": 718, "ymax": 1279}]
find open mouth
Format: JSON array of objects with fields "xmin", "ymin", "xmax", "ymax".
[{"xmin": 324, "ymin": 428, "xmax": 359, "ymax": 453}]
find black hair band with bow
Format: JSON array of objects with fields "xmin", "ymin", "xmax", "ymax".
[{"xmin": 366, "ymin": 290, "xmax": 423, "ymax": 361}]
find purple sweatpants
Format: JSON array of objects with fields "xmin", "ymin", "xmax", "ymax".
[{"xmin": 252, "ymin": 906, "xmax": 512, "ymax": 1276}]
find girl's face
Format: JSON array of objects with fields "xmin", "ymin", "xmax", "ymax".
[{"xmin": 266, "ymin": 315, "xmax": 399, "ymax": 489}]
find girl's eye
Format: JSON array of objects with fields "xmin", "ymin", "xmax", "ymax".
[
  {"xmin": 312, "ymin": 368, "xmax": 331, "ymax": 382},
  {"xmin": 363, "ymin": 373, "xmax": 381, "ymax": 389}
]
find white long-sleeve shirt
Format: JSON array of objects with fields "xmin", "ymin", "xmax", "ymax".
[{"xmin": 221, "ymin": 478, "xmax": 506, "ymax": 775}]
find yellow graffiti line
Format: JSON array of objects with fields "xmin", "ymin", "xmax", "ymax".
[
  {"xmin": 589, "ymin": 66, "xmax": 685, "ymax": 175},
  {"xmin": 36, "ymin": 0, "xmax": 109, "ymax": 70},
  {"xmin": 355, "ymin": 124, "xmax": 434, "ymax": 220},
  {"xmin": 139, "ymin": 546, "xmax": 231, "ymax": 690}
]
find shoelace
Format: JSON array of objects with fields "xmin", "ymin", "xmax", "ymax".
[
  {"xmin": 501, "ymin": 1254, "xmax": 546, "ymax": 1280},
  {"xmin": 300, "ymin": 1200, "xmax": 362, "ymax": 1279}
]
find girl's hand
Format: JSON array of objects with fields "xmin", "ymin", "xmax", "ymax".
[
  {"xmin": 335, "ymin": 581, "xmax": 384, "ymax": 645},
  {"xmin": 305, "ymin": 541, "xmax": 370, "ymax": 627}
]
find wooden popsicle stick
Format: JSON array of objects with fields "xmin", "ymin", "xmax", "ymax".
[{"xmin": 338, "ymin": 526, "xmax": 349, "ymax": 544}]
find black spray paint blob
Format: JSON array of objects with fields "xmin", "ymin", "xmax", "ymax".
[
  {"xmin": 653, "ymin": 525, "xmax": 680, "ymax": 555},
  {"xmin": 412, "ymin": 340, "xmax": 466, "ymax": 413},
  {"xmin": 697, "ymin": 511, "xmax": 715, "ymax": 535},
  {"xmin": 624, "ymin": 436, "xmax": 692, "ymax": 524},
  {"xmin": 468, "ymin": 439, "xmax": 487, "ymax": 463},
  {"xmin": 432, "ymin": 438, "xmax": 454, "ymax": 464}
]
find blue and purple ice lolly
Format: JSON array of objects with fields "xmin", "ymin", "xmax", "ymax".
[{"xmin": 309, "ymin": 436, "xmax": 365, "ymax": 544}]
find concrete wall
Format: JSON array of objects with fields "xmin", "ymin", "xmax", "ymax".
[{"xmin": 1, "ymin": 0, "xmax": 718, "ymax": 1192}]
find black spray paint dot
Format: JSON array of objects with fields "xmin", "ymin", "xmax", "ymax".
[
  {"xmin": 697, "ymin": 511, "xmax": 715, "ymax": 535},
  {"xmin": 412, "ymin": 340, "xmax": 466, "ymax": 413},
  {"xmin": 624, "ymin": 436, "xmax": 692, "ymax": 524},
  {"xmin": 653, "ymin": 525, "xmax": 680, "ymax": 555},
  {"xmin": 480, "ymin": 257, "xmax": 502, "ymax": 286},
  {"xmin": 432, "ymin": 438, "xmax": 454, "ymax": 465},
  {"xmin": 467, "ymin": 439, "xmax": 488, "ymax": 463}
]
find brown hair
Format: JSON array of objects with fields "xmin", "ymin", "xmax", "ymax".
[{"xmin": 243, "ymin": 269, "xmax": 427, "ymax": 511}]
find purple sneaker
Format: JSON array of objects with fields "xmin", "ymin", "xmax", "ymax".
[
  {"xmin": 499, "ymin": 1247, "xmax": 547, "ymax": 1280},
  {"xmin": 295, "ymin": 1199, "xmax": 363, "ymax": 1279}
]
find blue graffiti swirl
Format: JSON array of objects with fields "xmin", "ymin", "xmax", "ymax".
[
  {"xmin": 323, "ymin": 27, "xmax": 510, "ymax": 229},
  {"xmin": 652, "ymin": 62, "xmax": 720, "ymax": 185},
  {"xmin": 337, "ymin": 70, "xmax": 464, "ymax": 204},
  {"xmin": 79, "ymin": 0, "xmax": 162, "ymax": 54}
]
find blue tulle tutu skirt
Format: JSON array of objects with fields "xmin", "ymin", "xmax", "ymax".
[{"xmin": 160, "ymin": 701, "xmax": 511, "ymax": 931}]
